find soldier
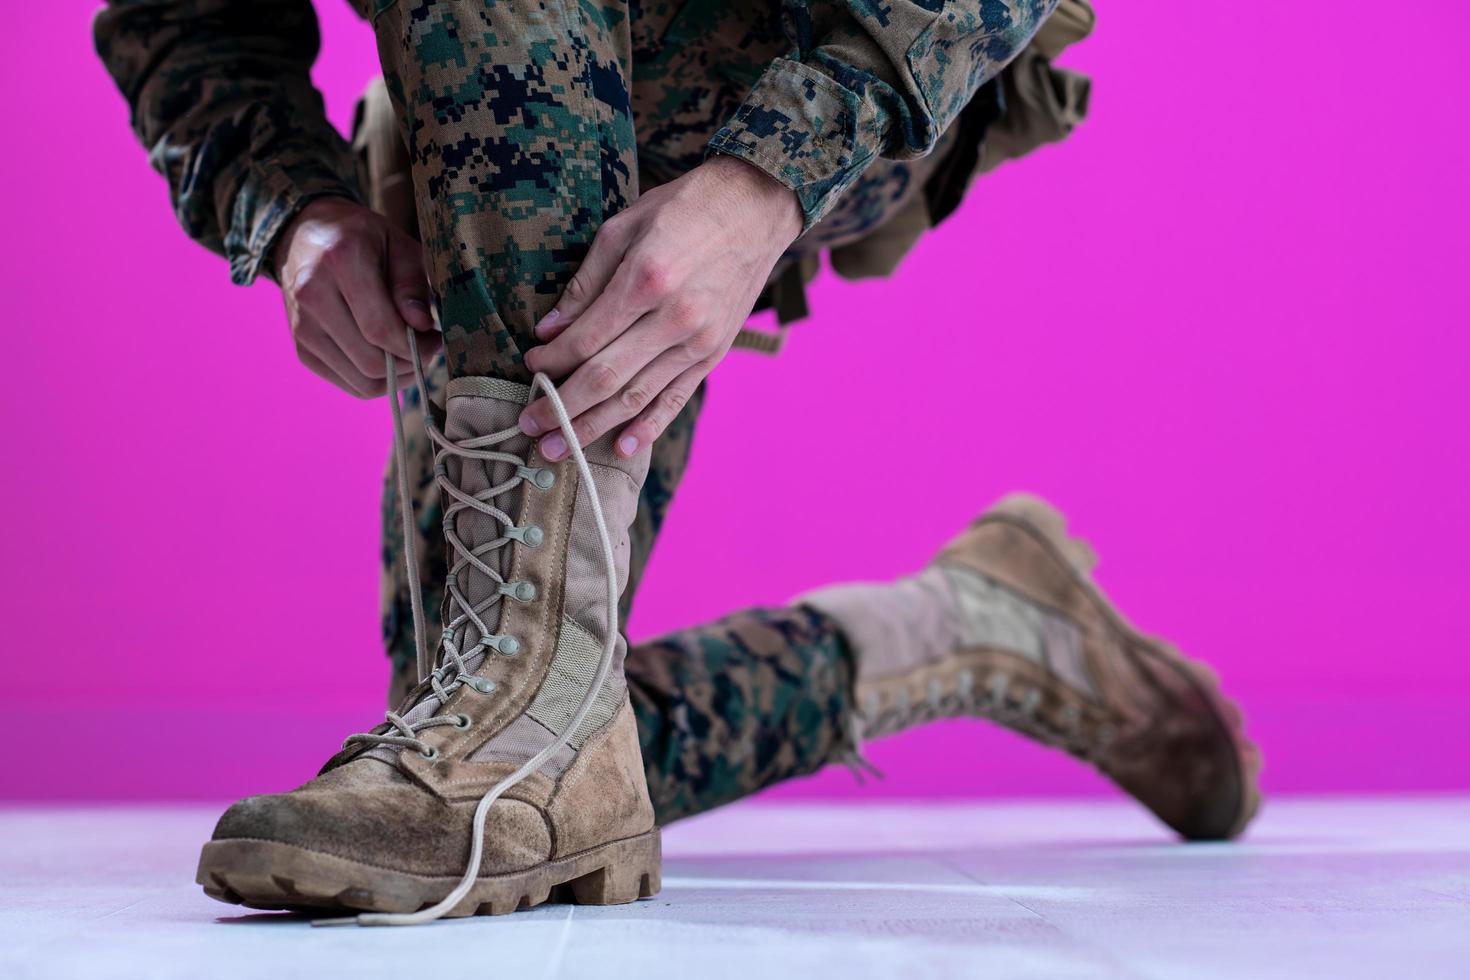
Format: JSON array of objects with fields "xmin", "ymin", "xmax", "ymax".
[{"xmin": 96, "ymin": 0, "xmax": 1258, "ymax": 925}]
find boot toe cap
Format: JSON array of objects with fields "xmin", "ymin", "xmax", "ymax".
[{"xmin": 208, "ymin": 769, "xmax": 553, "ymax": 876}]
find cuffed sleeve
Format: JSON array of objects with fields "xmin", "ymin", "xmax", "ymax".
[
  {"xmin": 94, "ymin": 0, "xmax": 363, "ymax": 285},
  {"xmin": 709, "ymin": 0, "xmax": 1059, "ymax": 228}
]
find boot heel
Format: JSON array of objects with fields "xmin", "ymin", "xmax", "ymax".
[{"xmin": 567, "ymin": 831, "xmax": 661, "ymax": 905}]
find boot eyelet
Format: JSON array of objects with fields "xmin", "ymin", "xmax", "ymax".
[
  {"xmin": 468, "ymin": 677, "xmax": 497, "ymax": 695},
  {"xmin": 518, "ymin": 465, "xmax": 556, "ymax": 490},
  {"xmin": 418, "ymin": 746, "xmax": 440, "ymax": 761},
  {"xmin": 497, "ymin": 635, "xmax": 521, "ymax": 657},
  {"xmin": 505, "ymin": 525, "xmax": 544, "ymax": 548},
  {"xmin": 451, "ymin": 713, "xmax": 472, "ymax": 731},
  {"xmin": 499, "ymin": 580, "xmax": 538, "ymax": 603}
]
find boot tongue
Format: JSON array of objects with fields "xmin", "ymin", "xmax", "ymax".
[{"xmin": 442, "ymin": 377, "xmax": 534, "ymax": 659}]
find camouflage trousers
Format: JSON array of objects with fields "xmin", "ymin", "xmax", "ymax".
[
  {"xmin": 367, "ymin": 0, "xmax": 935, "ymax": 823},
  {"xmin": 366, "ymin": 0, "xmax": 943, "ymax": 376}
]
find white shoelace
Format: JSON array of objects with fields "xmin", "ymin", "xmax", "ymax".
[{"xmin": 316, "ymin": 330, "xmax": 620, "ymax": 927}]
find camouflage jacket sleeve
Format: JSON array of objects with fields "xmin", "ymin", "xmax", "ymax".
[
  {"xmin": 707, "ymin": 0, "xmax": 1058, "ymax": 229},
  {"xmin": 93, "ymin": 0, "xmax": 362, "ymax": 286}
]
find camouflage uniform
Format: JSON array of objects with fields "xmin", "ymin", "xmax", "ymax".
[{"xmin": 95, "ymin": 0, "xmax": 1091, "ymax": 824}]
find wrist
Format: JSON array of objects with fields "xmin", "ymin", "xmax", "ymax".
[
  {"xmin": 702, "ymin": 154, "xmax": 803, "ymax": 247},
  {"xmin": 270, "ymin": 195, "xmax": 358, "ymax": 283}
]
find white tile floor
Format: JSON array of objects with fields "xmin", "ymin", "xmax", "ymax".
[{"xmin": 2, "ymin": 796, "xmax": 1466, "ymax": 980}]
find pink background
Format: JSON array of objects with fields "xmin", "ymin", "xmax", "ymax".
[{"xmin": 4, "ymin": 3, "xmax": 1467, "ymax": 802}]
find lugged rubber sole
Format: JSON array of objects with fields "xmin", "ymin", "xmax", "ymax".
[{"xmin": 197, "ymin": 829, "xmax": 661, "ymax": 917}]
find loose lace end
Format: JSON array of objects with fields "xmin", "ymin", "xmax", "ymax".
[
  {"xmin": 836, "ymin": 714, "xmax": 884, "ymax": 784},
  {"xmin": 840, "ymin": 749, "xmax": 886, "ymax": 785},
  {"xmin": 310, "ymin": 916, "xmax": 361, "ymax": 928}
]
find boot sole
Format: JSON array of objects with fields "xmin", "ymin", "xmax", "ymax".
[
  {"xmin": 984, "ymin": 495, "xmax": 1263, "ymax": 840},
  {"xmin": 196, "ymin": 829, "xmax": 661, "ymax": 917}
]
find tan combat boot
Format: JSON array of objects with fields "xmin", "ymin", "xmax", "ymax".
[
  {"xmin": 197, "ymin": 357, "xmax": 659, "ymax": 923},
  {"xmin": 802, "ymin": 494, "xmax": 1261, "ymax": 840}
]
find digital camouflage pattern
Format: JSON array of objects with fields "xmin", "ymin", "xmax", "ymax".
[
  {"xmin": 95, "ymin": 0, "xmax": 1068, "ymax": 823},
  {"xmin": 96, "ymin": 0, "xmax": 1058, "ymax": 373},
  {"xmin": 626, "ymin": 605, "xmax": 853, "ymax": 825}
]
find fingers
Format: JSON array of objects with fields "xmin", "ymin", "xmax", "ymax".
[
  {"xmin": 299, "ymin": 342, "xmax": 414, "ymax": 399},
  {"xmin": 291, "ymin": 284, "xmax": 391, "ymax": 398},
  {"xmin": 533, "ymin": 349, "xmax": 709, "ymax": 462},
  {"xmin": 340, "ymin": 245, "xmax": 416, "ymax": 362},
  {"xmin": 386, "ymin": 227, "xmax": 437, "ymax": 340},
  {"xmin": 518, "ymin": 311, "xmax": 667, "ymax": 440},
  {"xmin": 296, "ymin": 345, "xmax": 407, "ymax": 399},
  {"xmin": 533, "ymin": 211, "xmax": 637, "ymax": 343},
  {"xmin": 616, "ymin": 364, "xmax": 705, "ymax": 458},
  {"xmin": 526, "ymin": 242, "xmax": 681, "ymax": 380}
]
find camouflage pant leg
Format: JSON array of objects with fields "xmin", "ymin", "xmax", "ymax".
[
  {"xmin": 627, "ymin": 606, "xmax": 853, "ymax": 826},
  {"xmin": 369, "ymin": 0, "xmax": 638, "ymax": 379}
]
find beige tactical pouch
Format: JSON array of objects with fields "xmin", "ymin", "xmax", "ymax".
[
  {"xmin": 978, "ymin": 0, "xmax": 1096, "ymax": 173},
  {"xmin": 352, "ymin": 77, "xmax": 419, "ymax": 238}
]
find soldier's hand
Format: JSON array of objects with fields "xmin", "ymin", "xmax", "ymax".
[
  {"xmin": 517, "ymin": 155, "xmax": 802, "ymax": 458},
  {"xmin": 272, "ymin": 197, "xmax": 440, "ymax": 398}
]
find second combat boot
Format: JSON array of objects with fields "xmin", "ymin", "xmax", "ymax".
[
  {"xmin": 197, "ymin": 359, "xmax": 659, "ymax": 923},
  {"xmin": 803, "ymin": 494, "xmax": 1261, "ymax": 840}
]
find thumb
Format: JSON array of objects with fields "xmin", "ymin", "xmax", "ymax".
[
  {"xmin": 535, "ymin": 212, "xmax": 635, "ymax": 342},
  {"xmin": 386, "ymin": 228, "xmax": 434, "ymax": 334}
]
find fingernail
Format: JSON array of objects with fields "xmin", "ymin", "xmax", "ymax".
[
  {"xmin": 618, "ymin": 434, "xmax": 639, "ymax": 457},
  {"xmin": 534, "ymin": 309, "xmax": 560, "ymax": 340},
  {"xmin": 403, "ymin": 298, "xmax": 427, "ymax": 313},
  {"xmin": 541, "ymin": 433, "xmax": 566, "ymax": 460},
  {"xmin": 519, "ymin": 411, "xmax": 541, "ymax": 436}
]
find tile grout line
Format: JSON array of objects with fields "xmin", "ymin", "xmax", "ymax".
[
  {"xmin": 940, "ymin": 856, "xmax": 1154, "ymax": 980},
  {"xmin": 539, "ymin": 904, "xmax": 575, "ymax": 980}
]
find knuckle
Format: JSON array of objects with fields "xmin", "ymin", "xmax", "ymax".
[
  {"xmin": 294, "ymin": 269, "xmax": 329, "ymax": 302},
  {"xmin": 598, "ymin": 212, "xmax": 630, "ymax": 243},
  {"xmin": 659, "ymin": 385, "xmax": 690, "ymax": 415},
  {"xmin": 566, "ymin": 334, "xmax": 601, "ymax": 365},
  {"xmin": 631, "ymin": 414, "xmax": 666, "ymax": 445},
  {"xmin": 665, "ymin": 299, "xmax": 701, "ymax": 332},
  {"xmin": 692, "ymin": 327, "xmax": 723, "ymax": 356},
  {"xmin": 563, "ymin": 272, "xmax": 591, "ymax": 305},
  {"xmin": 584, "ymin": 360, "xmax": 621, "ymax": 397},
  {"xmin": 293, "ymin": 319, "xmax": 322, "ymax": 346},
  {"xmin": 672, "ymin": 339, "xmax": 706, "ymax": 363},
  {"xmin": 631, "ymin": 257, "xmax": 670, "ymax": 298},
  {"xmin": 361, "ymin": 317, "xmax": 390, "ymax": 343},
  {"xmin": 646, "ymin": 212, "xmax": 678, "ymax": 238},
  {"xmin": 618, "ymin": 383, "xmax": 650, "ymax": 413}
]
